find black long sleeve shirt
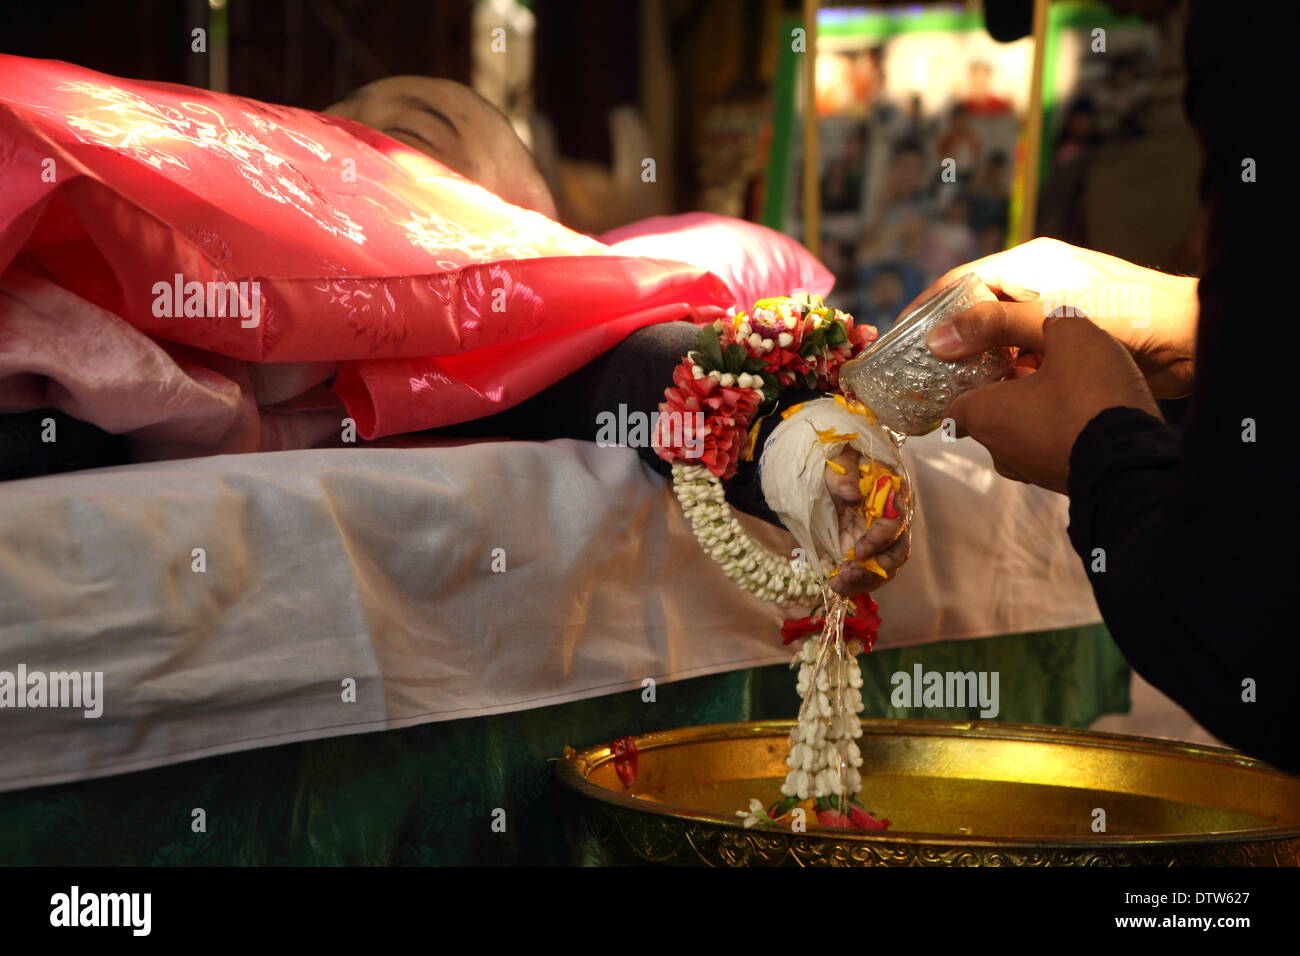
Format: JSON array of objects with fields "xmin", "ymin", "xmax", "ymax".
[{"xmin": 1066, "ymin": 0, "xmax": 1298, "ymax": 770}]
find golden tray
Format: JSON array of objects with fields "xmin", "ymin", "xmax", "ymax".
[{"xmin": 556, "ymin": 719, "xmax": 1300, "ymax": 866}]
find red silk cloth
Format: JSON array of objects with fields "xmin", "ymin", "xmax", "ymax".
[{"xmin": 0, "ymin": 55, "xmax": 734, "ymax": 437}]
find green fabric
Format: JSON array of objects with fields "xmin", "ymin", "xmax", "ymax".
[{"xmin": 0, "ymin": 624, "xmax": 1127, "ymax": 866}]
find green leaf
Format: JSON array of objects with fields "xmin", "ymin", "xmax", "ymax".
[
  {"xmin": 724, "ymin": 343, "xmax": 749, "ymax": 373},
  {"xmin": 694, "ymin": 324, "xmax": 724, "ymax": 371},
  {"xmin": 800, "ymin": 328, "xmax": 826, "ymax": 358},
  {"xmin": 825, "ymin": 321, "xmax": 848, "ymax": 347},
  {"xmin": 771, "ymin": 794, "xmax": 801, "ymax": 817}
]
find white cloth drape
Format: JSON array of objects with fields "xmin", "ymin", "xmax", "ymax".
[{"xmin": 0, "ymin": 434, "xmax": 1098, "ymax": 791}]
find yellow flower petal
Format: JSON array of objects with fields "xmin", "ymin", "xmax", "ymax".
[
  {"xmin": 860, "ymin": 557, "xmax": 888, "ymax": 578},
  {"xmin": 812, "ymin": 426, "xmax": 860, "ymax": 444},
  {"xmin": 833, "ymin": 393, "xmax": 879, "ymax": 423}
]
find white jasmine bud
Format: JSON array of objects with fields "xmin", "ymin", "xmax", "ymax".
[
  {"xmin": 778, "ymin": 332, "xmax": 794, "ymax": 348},
  {"xmin": 847, "ymin": 741, "xmax": 862, "ymax": 767},
  {"xmin": 810, "ymin": 768, "xmax": 827, "ymax": 794},
  {"xmin": 794, "ymin": 770, "xmax": 811, "ymax": 800}
]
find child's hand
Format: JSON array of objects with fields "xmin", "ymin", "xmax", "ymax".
[{"xmin": 822, "ymin": 447, "xmax": 911, "ymax": 596}]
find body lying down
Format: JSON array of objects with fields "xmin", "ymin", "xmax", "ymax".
[
  {"xmin": 324, "ymin": 76, "xmax": 911, "ymax": 600},
  {"xmin": 0, "ymin": 72, "xmax": 908, "ymax": 600}
]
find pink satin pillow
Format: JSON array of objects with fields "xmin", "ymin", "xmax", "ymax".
[{"xmin": 600, "ymin": 213, "xmax": 834, "ymax": 309}]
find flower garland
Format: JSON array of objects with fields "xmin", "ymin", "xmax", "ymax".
[
  {"xmin": 742, "ymin": 592, "xmax": 890, "ymax": 832},
  {"xmin": 669, "ymin": 462, "xmax": 832, "ymax": 605},
  {"xmin": 653, "ymin": 291, "xmax": 898, "ymax": 832},
  {"xmin": 653, "ymin": 291, "xmax": 878, "ymax": 606}
]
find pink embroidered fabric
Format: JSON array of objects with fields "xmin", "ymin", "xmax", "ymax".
[{"xmin": 0, "ymin": 55, "xmax": 735, "ymax": 439}]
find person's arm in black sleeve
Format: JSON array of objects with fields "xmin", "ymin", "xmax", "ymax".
[
  {"xmin": 593, "ymin": 323, "xmax": 818, "ymax": 527},
  {"xmin": 1065, "ymin": 0, "xmax": 1298, "ymax": 770},
  {"xmin": 444, "ymin": 319, "xmax": 819, "ymax": 526}
]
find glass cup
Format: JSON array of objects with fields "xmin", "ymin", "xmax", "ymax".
[{"xmin": 838, "ymin": 272, "xmax": 1014, "ymax": 437}]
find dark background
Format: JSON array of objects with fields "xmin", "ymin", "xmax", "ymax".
[{"xmin": 0, "ymin": 0, "xmax": 831, "ymax": 218}]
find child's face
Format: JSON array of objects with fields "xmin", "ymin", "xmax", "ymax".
[{"xmin": 327, "ymin": 76, "xmax": 557, "ymax": 219}]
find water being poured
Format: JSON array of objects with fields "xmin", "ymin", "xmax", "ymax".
[{"xmin": 839, "ymin": 272, "xmax": 1014, "ymax": 437}]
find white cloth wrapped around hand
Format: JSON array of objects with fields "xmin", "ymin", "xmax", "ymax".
[{"xmin": 759, "ymin": 397, "xmax": 907, "ymax": 569}]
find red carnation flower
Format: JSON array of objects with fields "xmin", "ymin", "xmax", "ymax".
[
  {"xmin": 654, "ymin": 358, "xmax": 760, "ymax": 475},
  {"xmin": 699, "ymin": 415, "xmax": 749, "ymax": 480},
  {"xmin": 664, "ymin": 364, "xmax": 760, "ymax": 420},
  {"xmin": 667, "ymin": 361, "xmax": 714, "ymax": 406},
  {"xmin": 763, "ymin": 346, "xmax": 813, "ymax": 388},
  {"xmin": 849, "ymin": 320, "xmax": 879, "ymax": 351}
]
